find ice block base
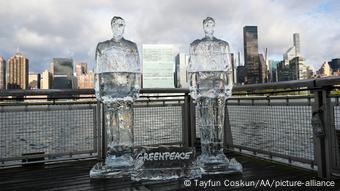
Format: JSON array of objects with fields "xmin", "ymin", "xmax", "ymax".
[
  {"xmin": 131, "ymin": 167, "xmax": 201, "ymax": 181},
  {"xmin": 197, "ymin": 154, "xmax": 243, "ymax": 175}
]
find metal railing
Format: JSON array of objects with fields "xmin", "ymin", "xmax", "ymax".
[
  {"xmin": 1, "ymin": 76, "xmax": 340, "ymax": 179},
  {"xmin": 0, "ymin": 91, "xmax": 98, "ymax": 166},
  {"xmin": 0, "ymin": 89, "xmax": 190, "ymax": 166},
  {"xmin": 229, "ymin": 76, "xmax": 340, "ymax": 179},
  {"xmin": 226, "ymin": 96, "xmax": 314, "ymax": 164}
]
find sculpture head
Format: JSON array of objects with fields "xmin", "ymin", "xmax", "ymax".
[
  {"xmin": 111, "ymin": 16, "xmax": 125, "ymax": 41},
  {"xmin": 203, "ymin": 17, "xmax": 215, "ymax": 38}
]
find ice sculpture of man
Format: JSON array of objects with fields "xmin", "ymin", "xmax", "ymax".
[
  {"xmin": 189, "ymin": 17, "xmax": 233, "ymax": 98},
  {"xmin": 95, "ymin": 17, "xmax": 140, "ymax": 81},
  {"xmin": 188, "ymin": 17, "xmax": 242, "ymax": 174},
  {"xmin": 90, "ymin": 16, "xmax": 141, "ymax": 178}
]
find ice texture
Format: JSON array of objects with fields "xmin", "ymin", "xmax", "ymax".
[
  {"xmin": 95, "ymin": 72, "xmax": 140, "ymax": 104},
  {"xmin": 94, "ymin": 40, "xmax": 140, "ymax": 103},
  {"xmin": 188, "ymin": 17, "xmax": 242, "ymax": 174},
  {"xmin": 90, "ymin": 16, "xmax": 140, "ymax": 179},
  {"xmin": 188, "ymin": 71, "xmax": 232, "ymax": 99}
]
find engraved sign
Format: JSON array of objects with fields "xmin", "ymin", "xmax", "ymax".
[{"xmin": 134, "ymin": 146, "xmax": 195, "ymax": 168}]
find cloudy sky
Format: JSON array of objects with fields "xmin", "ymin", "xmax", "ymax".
[{"xmin": 0, "ymin": 0, "xmax": 339, "ymax": 73}]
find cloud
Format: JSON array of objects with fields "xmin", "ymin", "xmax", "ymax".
[{"xmin": 0, "ymin": 0, "xmax": 339, "ymax": 72}]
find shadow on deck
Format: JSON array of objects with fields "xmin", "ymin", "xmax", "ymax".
[{"xmin": 1, "ymin": 153, "xmax": 339, "ymax": 191}]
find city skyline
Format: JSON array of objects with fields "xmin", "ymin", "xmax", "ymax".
[
  {"xmin": 0, "ymin": 0, "xmax": 339, "ymax": 73},
  {"xmin": 0, "ymin": 37, "xmax": 338, "ymax": 90}
]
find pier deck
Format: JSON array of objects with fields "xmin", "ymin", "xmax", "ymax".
[{"xmin": 1, "ymin": 153, "xmax": 338, "ymax": 191}]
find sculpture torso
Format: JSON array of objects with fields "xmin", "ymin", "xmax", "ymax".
[
  {"xmin": 190, "ymin": 37, "xmax": 229, "ymax": 56},
  {"xmin": 189, "ymin": 37, "xmax": 230, "ymax": 73},
  {"xmin": 95, "ymin": 37, "xmax": 140, "ymax": 103},
  {"xmin": 188, "ymin": 36, "xmax": 232, "ymax": 99},
  {"xmin": 97, "ymin": 38, "xmax": 138, "ymax": 56},
  {"xmin": 96, "ymin": 38, "xmax": 139, "ymax": 73}
]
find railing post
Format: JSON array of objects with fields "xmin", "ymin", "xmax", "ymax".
[
  {"xmin": 224, "ymin": 101, "xmax": 233, "ymax": 148},
  {"xmin": 183, "ymin": 93, "xmax": 190, "ymax": 147},
  {"xmin": 100, "ymin": 101, "xmax": 106, "ymax": 162},
  {"xmin": 93, "ymin": 104, "xmax": 98, "ymax": 156},
  {"xmin": 96, "ymin": 101, "xmax": 102, "ymax": 161},
  {"xmin": 312, "ymin": 85, "xmax": 334, "ymax": 178},
  {"xmin": 188, "ymin": 94, "xmax": 196, "ymax": 147}
]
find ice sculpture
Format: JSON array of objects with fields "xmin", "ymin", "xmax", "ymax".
[
  {"xmin": 90, "ymin": 16, "xmax": 141, "ymax": 178},
  {"xmin": 188, "ymin": 17, "xmax": 242, "ymax": 174}
]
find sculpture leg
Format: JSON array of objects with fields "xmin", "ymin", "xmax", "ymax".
[
  {"xmin": 90, "ymin": 101, "xmax": 134, "ymax": 178},
  {"xmin": 196, "ymin": 96, "xmax": 242, "ymax": 174}
]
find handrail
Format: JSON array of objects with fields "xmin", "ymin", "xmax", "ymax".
[
  {"xmin": 140, "ymin": 88, "xmax": 189, "ymax": 94},
  {"xmin": 314, "ymin": 76, "xmax": 340, "ymax": 87},
  {"xmin": 0, "ymin": 88, "xmax": 190, "ymax": 97},
  {"xmin": 1, "ymin": 76, "xmax": 339, "ymax": 97},
  {"xmin": 233, "ymin": 76, "xmax": 340, "ymax": 91},
  {"xmin": 0, "ymin": 89, "xmax": 95, "ymax": 96},
  {"xmin": 233, "ymin": 79, "xmax": 314, "ymax": 91}
]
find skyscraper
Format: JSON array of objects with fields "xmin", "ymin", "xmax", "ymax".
[
  {"xmin": 52, "ymin": 58, "xmax": 74, "ymax": 89},
  {"xmin": 283, "ymin": 46, "xmax": 296, "ymax": 61},
  {"xmin": 269, "ymin": 60, "xmax": 280, "ymax": 82},
  {"xmin": 289, "ymin": 57, "xmax": 307, "ymax": 80},
  {"xmin": 40, "ymin": 70, "xmax": 51, "ymax": 89},
  {"xmin": 53, "ymin": 58, "xmax": 73, "ymax": 76},
  {"xmin": 49, "ymin": 62, "xmax": 54, "ymax": 75},
  {"xmin": 236, "ymin": 65, "xmax": 246, "ymax": 84},
  {"xmin": 258, "ymin": 54, "xmax": 268, "ymax": 83},
  {"xmin": 243, "ymin": 26, "xmax": 262, "ymax": 84},
  {"xmin": 284, "ymin": 33, "xmax": 300, "ymax": 60},
  {"xmin": 142, "ymin": 44, "xmax": 175, "ymax": 88},
  {"xmin": 0, "ymin": 56, "xmax": 5, "ymax": 89},
  {"xmin": 328, "ymin": 58, "xmax": 340, "ymax": 74},
  {"xmin": 277, "ymin": 60, "xmax": 290, "ymax": 81},
  {"xmin": 28, "ymin": 73, "xmax": 41, "ymax": 89},
  {"xmin": 75, "ymin": 62, "xmax": 93, "ymax": 89},
  {"xmin": 230, "ymin": 53, "xmax": 236, "ymax": 84},
  {"xmin": 278, "ymin": 33, "xmax": 311, "ymax": 81},
  {"xmin": 278, "ymin": 57, "xmax": 310, "ymax": 81},
  {"xmin": 77, "ymin": 71, "xmax": 94, "ymax": 89},
  {"xmin": 293, "ymin": 33, "xmax": 300, "ymax": 56},
  {"xmin": 75, "ymin": 63, "xmax": 88, "ymax": 76},
  {"xmin": 7, "ymin": 52, "xmax": 29, "ymax": 89},
  {"xmin": 174, "ymin": 53, "xmax": 189, "ymax": 88}
]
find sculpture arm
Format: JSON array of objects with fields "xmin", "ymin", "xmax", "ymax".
[
  {"xmin": 95, "ymin": 43, "xmax": 101, "ymax": 73},
  {"xmin": 188, "ymin": 44, "xmax": 195, "ymax": 73},
  {"xmin": 188, "ymin": 41, "xmax": 199, "ymax": 72},
  {"xmin": 225, "ymin": 44, "xmax": 232, "ymax": 73},
  {"xmin": 95, "ymin": 43, "xmax": 101, "ymax": 62},
  {"xmin": 134, "ymin": 43, "xmax": 140, "ymax": 72},
  {"xmin": 225, "ymin": 44, "xmax": 233, "ymax": 97}
]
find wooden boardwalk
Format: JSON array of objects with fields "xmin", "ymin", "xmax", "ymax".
[{"xmin": 0, "ymin": 154, "xmax": 339, "ymax": 191}]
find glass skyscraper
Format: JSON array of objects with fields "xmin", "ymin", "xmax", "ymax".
[
  {"xmin": 53, "ymin": 58, "xmax": 73, "ymax": 76},
  {"xmin": 142, "ymin": 44, "xmax": 175, "ymax": 88},
  {"xmin": 243, "ymin": 26, "xmax": 261, "ymax": 84},
  {"xmin": 52, "ymin": 58, "xmax": 74, "ymax": 89},
  {"xmin": 174, "ymin": 53, "xmax": 189, "ymax": 88},
  {"xmin": 293, "ymin": 33, "xmax": 300, "ymax": 56}
]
